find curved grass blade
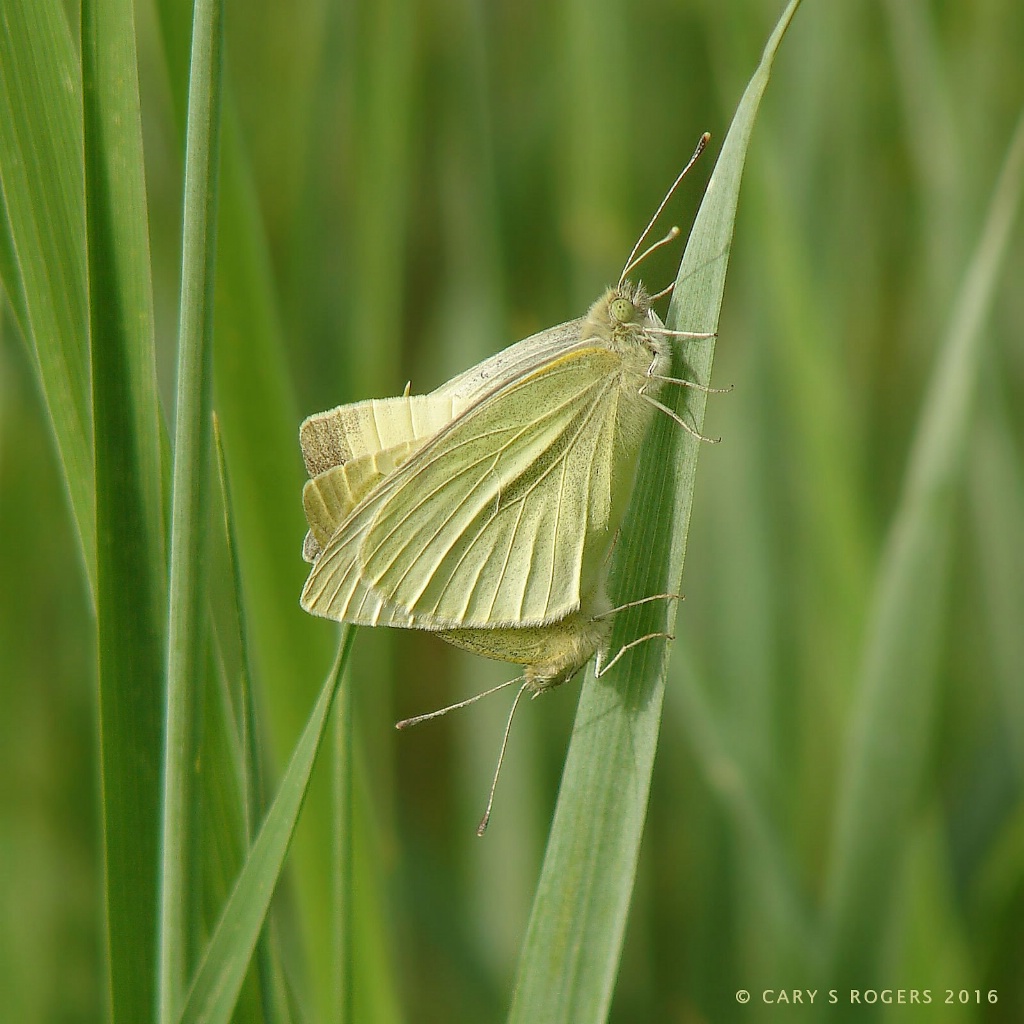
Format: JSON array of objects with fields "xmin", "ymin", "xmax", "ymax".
[
  {"xmin": 177, "ymin": 630, "xmax": 353, "ymax": 1024},
  {"xmin": 507, "ymin": 4, "xmax": 803, "ymax": 1021},
  {"xmin": 969, "ymin": 401, "xmax": 1024, "ymax": 779},
  {"xmin": 210, "ymin": 415, "xmax": 289, "ymax": 1022},
  {"xmin": 823, "ymin": 107, "xmax": 1024, "ymax": 1001},
  {"xmin": 159, "ymin": 0, "xmax": 225, "ymax": 1018},
  {"xmin": 0, "ymin": 192, "xmax": 30, "ymax": 341},
  {"xmin": 0, "ymin": 0, "xmax": 94, "ymax": 594},
  {"xmin": 82, "ymin": 0, "xmax": 169, "ymax": 1019},
  {"xmin": 668, "ymin": 662, "xmax": 819, "ymax": 966},
  {"xmin": 211, "ymin": 106, "xmax": 355, "ymax": 1023}
]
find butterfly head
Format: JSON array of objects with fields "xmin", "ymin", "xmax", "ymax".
[
  {"xmin": 589, "ymin": 280, "xmax": 668, "ymax": 363},
  {"xmin": 609, "ymin": 279, "xmax": 650, "ymax": 323}
]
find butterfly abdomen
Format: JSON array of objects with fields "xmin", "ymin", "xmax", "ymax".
[{"xmin": 436, "ymin": 608, "xmax": 612, "ymax": 693}]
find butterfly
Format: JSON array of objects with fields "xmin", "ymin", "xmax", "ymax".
[{"xmin": 299, "ymin": 134, "xmax": 722, "ymax": 828}]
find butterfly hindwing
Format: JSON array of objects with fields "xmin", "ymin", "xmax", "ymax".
[
  {"xmin": 300, "ymin": 393, "xmax": 464, "ymax": 477},
  {"xmin": 302, "ymin": 440, "xmax": 421, "ymax": 556}
]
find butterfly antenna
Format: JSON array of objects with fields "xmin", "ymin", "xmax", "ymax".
[
  {"xmin": 476, "ymin": 679, "xmax": 531, "ymax": 836},
  {"xmin": 395, "ymin": 675, "xmax": 522, "ymax": 730},
  {"xmin": 618, "ymin": 131, "xmax": 711, "ymax": 288},
  {"xmin": 620, "ymin": 225, "xmax": 680, "ymax": 283}
]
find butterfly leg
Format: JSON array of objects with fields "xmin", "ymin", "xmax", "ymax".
[
  {"xmin": 650, "ymin": 372, "xmax": 733, "ymax": 395},
  {"xmin": 596, "ymin": 631, "xmax": 675, "ymax": 677},
  {"xmin": 646, "ymin": 326, "xmax": 718, "ymax": 340},
  {"xmin": 395, "ymin": 674, "xmax": 523, "ymax": 729},
  {"xmin": 590, "ymin": 592, "xmax": 683, "ymax": 621},
  {"xmin": 476, "ymin": 680, "xmax": 532, "ymax": 836},
  {"xmin": 639, "ymin": 385, "xmax": 721, "ymax": 444}
]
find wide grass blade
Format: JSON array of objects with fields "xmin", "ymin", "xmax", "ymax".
[
  {"xmin": 823, "ymin": 107, "xmax": 1024, "ymax": 1002},
  {"xmin": 159, "ymin": 0, "xmax": 225, "ymax": 1018},
  {"xmin": 0, "ymin": 0, "xmax": 94, "ymax": 594},
  {"xmin": 507, "ymin": 4, "xmax": 803, "ymax": 1021},
  {"xmin": 668, "ymin": 661, "xmax": 818, "ymax": 963},
  {"xmin": 969, "ymin": 401, "xmax": 1024, "ymax": 777},
  {"xmin": 82, "ymin": 0, "xmax": 168, "ymax": 1020},
  {"xmin": 178, "ymin": 631, "xmax": 353, "ymax": 1024}
]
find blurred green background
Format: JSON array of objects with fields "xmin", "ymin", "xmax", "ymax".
[{"xmin": 2, "ymin": 0, "xmax": 1023, "ymax": 1021}]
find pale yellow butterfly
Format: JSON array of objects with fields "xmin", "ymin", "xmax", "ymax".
[{"xmin": 298, "ymin": 135, "xmax": 721, "ymax": 827}]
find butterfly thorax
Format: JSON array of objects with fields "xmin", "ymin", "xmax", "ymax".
[{"xmin": 572, "ymin": 281, "xmax": 671, "ymax": 599}]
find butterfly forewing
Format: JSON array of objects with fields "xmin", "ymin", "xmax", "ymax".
[
  {"xmin": 363, "ymin": 355, "xmax": 618, "ymax": 624},
  {"xmin": 437, "ymin": 318, "xmax": 584, "ymax": 403}
]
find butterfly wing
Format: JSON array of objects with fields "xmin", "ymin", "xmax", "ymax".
[
  {"xmin": 302, "ymin": 439, "xmax": 421, "ymax": 557},
  {"xmin": 298, "ymin": 396, "xmax": 458, "ymax": 560},
  {"xmin": 299, "ymin": 320, "xmax": 588, "ymax": 560},
  {"xmin": 300, "ymin": 394, "xmax": 462, "ymax": 476},
  {"xmin": 437, "ymin": 318, "xmax": 584, "ymax": 406},
  {"xmin": 301, "ymin": 343, "xmax": 624, "ymax": 629},
  {"xmin": 298, "ymin": 319, "xmax": 585, "ymax": 475}
]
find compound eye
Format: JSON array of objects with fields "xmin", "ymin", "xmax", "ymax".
[{"xmin": 610, "ymin": 297, "xmax": 635, "ymax": 323}]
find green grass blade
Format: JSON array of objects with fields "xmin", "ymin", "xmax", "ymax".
[
  {"xmin": 148, "ymin": 38, "xmax": 374, "ymax": 1010},
  {"xmin": 211, "ymin": 414, "xmax": 262, "ymax": 842},
  {"xmin": 332, "ymin": 652, "xmax": 355, "ymax": 1024},
  {"xmin": 880, "ymin": 0, "xmax": 964, "ymax": 299},
  {"xmin": 0, "ymin": 0, "xmax": 94, "ymax": 595},
  {"xmin": 159, "ymin": 0, "xmax": 225, "ymax": 1018},
  {"xmin": 559, "ymin": 0, "xmax": 630, "ymax": 303},
  {"xmin": 668, "ymin": 662, "xmax": 818, "ymax": 964},
  {"xmin": 177, "ymin": 631, "xmax": 353, "ymax": 1024},
  {"xmin": 0, "ymin": 191, "xmax": 30, "ymax": 342},
  {"xmin": 969, "ymin": 401, "xmax": 1024, "ymax": 778},
  {"xmin": 343, "ymin": 0, "xmax": 417, "ymax": 397},
  {"xmin": 81, "ymin": 0, "xmax": 168, "ymax": 1019},
  {"xmin": 824, "ymin": 107, "xmax": 1024, "ymax": 1000},
  {"xmin": 211, "ymin": 414, "xmax": 287, "ymax": 1021},
  {"xmin": 890, "ymin": 815, "xmax": 973, "ymax": 1016},
  {"xmin": 154, "ymin": 4, "xmax": 408, "ymax": 1011},
  {"xmin": 507, "ymin": 4, "xmax": 803, "ymax": 1021}
]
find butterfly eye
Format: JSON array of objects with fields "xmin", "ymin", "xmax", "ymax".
[{"xmin": 610, "ymin": 297, "xmax": 635, "ymax": 323}]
